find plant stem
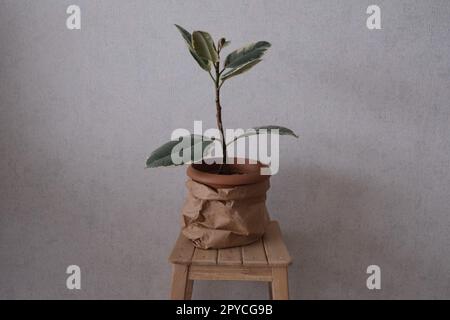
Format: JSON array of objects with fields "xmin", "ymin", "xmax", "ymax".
[{"xmin": 215, "ymin": 61, "xmax": 227, "ymax": 165}]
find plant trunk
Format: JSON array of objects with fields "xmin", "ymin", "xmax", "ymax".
[{"xmin": 215, "ymin": 62, "xmax": 227, "ymax": 164}]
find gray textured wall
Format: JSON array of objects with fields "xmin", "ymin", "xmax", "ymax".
[{"xmin": 1, "ymin": 0, "xmax": 449, "ymax": 299}]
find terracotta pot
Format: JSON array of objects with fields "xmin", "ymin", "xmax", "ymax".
[{"xmin": 187, "ymin": 158, "xmax": 270, "ymax": 189}]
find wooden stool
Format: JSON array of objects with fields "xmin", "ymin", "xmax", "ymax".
[{"xmin": 169, "ymin": 221, "xmax": 292, "ymax": 300}]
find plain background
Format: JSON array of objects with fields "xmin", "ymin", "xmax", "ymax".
[{"xmin": 1, "ymin": 0, "xmax": 449, "ymax": 299}]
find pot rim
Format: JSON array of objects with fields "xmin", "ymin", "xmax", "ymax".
[{"xmin": 187, "ymin": 158, "xmax": 270, "ymax": 188}]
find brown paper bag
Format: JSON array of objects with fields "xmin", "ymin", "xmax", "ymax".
[{"xmin": 181, "ymin": 179, "xmax": 270, "ymax": 249}]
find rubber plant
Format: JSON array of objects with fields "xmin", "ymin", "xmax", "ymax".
[
  {"xmin": 146, "ymin": 25, "xmax": 298, "ymax": 170},
  {"xmin": 145, "ymin": 25, "xmax": 299, "ymax": 249}
]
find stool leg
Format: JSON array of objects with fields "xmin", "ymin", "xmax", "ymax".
[
  {"xmin": 170, "ymin": 264, "xmax": 191, "ymax": 300},
  {"xmin": 267, "ymin": 282, "xmax": 273, "ymax": 300},
  {"xmin": 271, "ymin": 267, "xmax": 289, "ymax": 300},
  {"xmin": 185, "ymin": 279, "xmax": 194, "ymax": 300}
]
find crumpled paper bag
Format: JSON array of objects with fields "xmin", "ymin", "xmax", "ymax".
[{"xmin": 181, "ymin": 179, "xmax": 270, "ymax": 249}]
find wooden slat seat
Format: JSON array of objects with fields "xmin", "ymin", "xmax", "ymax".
[{"xmin": 169, "ymin": 221, "xmax": 292, "ymax": 300}]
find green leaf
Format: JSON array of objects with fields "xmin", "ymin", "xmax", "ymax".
[
  {"xmin": 189, "ymin": 48, "xmax": 211, "ymax": 71},
  {"xmin": 174, "ymin": 24, "xmax": 192, "ymax": 47},
  {"xmin": 224, "ymin": 41, "xmax": 271, "ymax": 69},
  {"xmin": 226, "ymin": 125, "xmax": 298, "ymax": 147},
  {"xmin": 175, "ymin": 25, "xmax": 211, "ymax": 71},
  {"xmin": 221, "ymin": 59, "xmax": 262, "ymax": 81},
  {"xmin": 218, "ymin": 38, "xmax": 230, "ymax": 51},
  {"xmin": 192, "ymin": 31, "xmax": 218, "ymax": 63},
  {"xmin": 146, "ymin": 135, "xmax": 214, "ymax": 168},
  {"xmin": 252, "ymin": 126, "xmax": 299, "ymax": 138}
]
